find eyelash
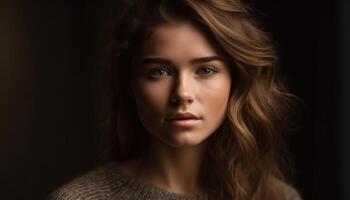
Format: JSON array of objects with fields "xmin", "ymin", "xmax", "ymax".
[
  {"xmin": 197, "ymin": 67, "xmax": 217, "ymax": 76},
  {"xmin": 147, "ymin": 66, "xmax": 218, "ymax": 78},
  {"xmin": 148, "ymin": 68, "xmax": 172, "ymax": 77}
]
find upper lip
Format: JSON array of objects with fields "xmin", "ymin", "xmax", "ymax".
[{"xmin": 166, "ymin": 112, "xmax": 201, "ymax": 120}]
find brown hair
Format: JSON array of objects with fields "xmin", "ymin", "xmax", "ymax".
[{"xmin": 101, "ymin": 0, "xmax": 297, "ymax": 199}]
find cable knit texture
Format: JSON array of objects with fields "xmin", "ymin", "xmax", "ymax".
[{"xmin": 47, "ymin": 163, "xmax": 302, "ymax": 200}]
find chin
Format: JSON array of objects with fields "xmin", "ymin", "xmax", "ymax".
[{"xmin": 163, "ymin": 132, "xmax": 209, "ymax": 148}]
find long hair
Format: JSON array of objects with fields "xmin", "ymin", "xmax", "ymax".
[{"xmin": 101, "ymin": 0, "xmax": 297, "ymax": 199}]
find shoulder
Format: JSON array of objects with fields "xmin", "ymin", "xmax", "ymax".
[
  {"xmin": 271, "ymin": 178, "xmax": 303, "ymax": 200},
  {"xmin": 47, "ymin": 163, "xmax": 120, "ymax": 200}
]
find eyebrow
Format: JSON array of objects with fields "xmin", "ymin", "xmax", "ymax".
[{"xmin": 141, "ymin": 56, "xmax": 225, "ymax": 65}]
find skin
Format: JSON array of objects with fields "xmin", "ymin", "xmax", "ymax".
[{"xmin": 120, "ymin": 21, "xmax": 231, "ymax": 196}]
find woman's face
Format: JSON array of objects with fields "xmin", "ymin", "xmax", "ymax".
[{"xmin": 132, "ymin": 22, "xmax": 231, "ymax": 148}]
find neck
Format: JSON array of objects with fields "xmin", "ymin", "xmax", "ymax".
[{"xmin": 137, "ymin": 138, "xmax": 208, "ymax": 196}]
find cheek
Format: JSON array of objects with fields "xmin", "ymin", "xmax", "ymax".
[
  {"xmin": 200, "ymin": 75, "xmax": 231, "ymax": 121},
  {"xmin": 133, "ymin": 79, "xmax": 171, "ymax": 118}
]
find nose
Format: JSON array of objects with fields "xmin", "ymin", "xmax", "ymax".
[{"xmin": 169, "ymin": 73, "xmax": 194, "ymax": 105}]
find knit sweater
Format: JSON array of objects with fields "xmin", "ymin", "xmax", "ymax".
[{"xmin": 47, "ymin": 162, "xmax": 302, "ymax": 200}]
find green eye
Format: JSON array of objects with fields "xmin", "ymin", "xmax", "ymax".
[
  {"xmin": 148, "ymin": 68, "xmax": 171, "ymax": 77},
  {"xmin": 197, "ymin": 66, "xmax": 217, "ymax": 76}
]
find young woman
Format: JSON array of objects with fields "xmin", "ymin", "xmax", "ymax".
[{"xmin": 49, "ymin": 0, "xmax": 302, "ymax": 199}]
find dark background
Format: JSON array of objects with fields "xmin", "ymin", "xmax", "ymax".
[{"xmin": 1, "ymin": 0, "xmax": 348, "ymax": 199}]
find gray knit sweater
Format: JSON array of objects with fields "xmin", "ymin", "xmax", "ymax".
[{"xmin": 48, "ymin": 163, "xmax": 302, "ymax": 200}]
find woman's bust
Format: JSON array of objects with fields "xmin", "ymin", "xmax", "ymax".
[{"xmin": 48, "ymin": 0, "xmax": 302, "ymax": 199}]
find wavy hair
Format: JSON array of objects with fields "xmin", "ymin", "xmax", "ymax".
[{"xmin": 101, "ymin": 0, "xmax": 297, "ymax": 199}]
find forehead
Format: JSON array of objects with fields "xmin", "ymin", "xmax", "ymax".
[{"xmin": 141, "ymin": 22, "xmax": 222, "ymax": 58}]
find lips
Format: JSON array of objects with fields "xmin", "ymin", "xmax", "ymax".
[
  {"xmin": 166, "ymin": 112, "xmax": 201, "ymax": 120},
  {"xmin": 165, "ymin": 113, "xmax": 201, "ymax": 128}
]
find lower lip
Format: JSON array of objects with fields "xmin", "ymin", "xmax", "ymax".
[{"xmin": 166, "ymin": 119, "xmax": 201, "ymax": 128}]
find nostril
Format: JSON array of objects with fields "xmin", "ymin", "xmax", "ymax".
[{"xmin": 169, "ymin": 96, "xmax": 193, "ymax": 105}]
